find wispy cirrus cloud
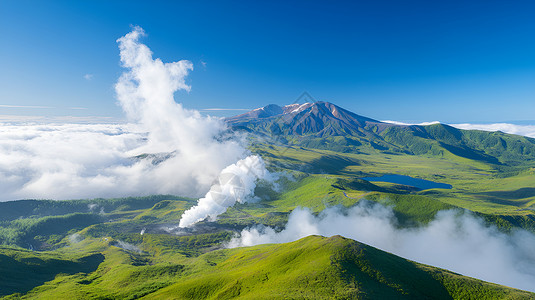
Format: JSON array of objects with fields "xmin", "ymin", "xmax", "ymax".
[
  {"xmin": 83, "ymin": 74, "xmax": 94, "ymax": 80},
  {"xmin": 0, "ymin": 105, "xmax": 87, "ymax": 111},
  {"xmin": 381, "ymin": 120, "xmax": 441, "ymax": 126},
  {"xmin": 201, "ymin": 108, "xmax": 251, "ymax": 111},
  {"xmin": 0, "ymin": 104, "xmax": 53, "ymax": 109},
  {"xmin": 0, "ymin": 115, "xmax": 119, "ymax": 124}
]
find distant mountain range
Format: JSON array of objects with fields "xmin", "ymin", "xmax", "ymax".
[{"xmin": 227, "ymin": 101, "xmax": 535, "ymax": 166}]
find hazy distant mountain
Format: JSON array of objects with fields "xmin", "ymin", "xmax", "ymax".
[{"xmin": 227, "ymin": 101, "xmax": 535, "ymax": 165}]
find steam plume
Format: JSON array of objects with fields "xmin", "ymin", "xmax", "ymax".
[{"xmin": 179, "ymin": 155, "xmax": 268, "ymax": 228}]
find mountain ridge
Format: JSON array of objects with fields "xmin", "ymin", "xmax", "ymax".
[{"xmin": 226, "ymin": 101, "xmax": 535, "ymax": 165}]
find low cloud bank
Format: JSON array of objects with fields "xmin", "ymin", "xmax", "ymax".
[
  {"xmin": 451, "ymin": 123, "xmax": 535, "ymax": 138},
  {"xmin": 381, "ymin": 120, "xmax": 441, "ymax": 126},
  {"xmin": 383, "ymin": 120, "xmax": 535, "ymax": 138},
  {"xmin": 228, "ymin": 202, "xmax": 535, "ymax": 292},
  {"xmin": 0, "ymin": 27, "xmax": 253, "ymax": 201}
]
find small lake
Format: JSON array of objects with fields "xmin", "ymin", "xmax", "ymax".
[{"xmin": 360, "ymin": 174, "xmax": 452, "ymax": 190}]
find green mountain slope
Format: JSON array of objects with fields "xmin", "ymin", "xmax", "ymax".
[
  {"xmin": 380, "ymin": 123, "xmax": 535, "ymax": 166},
  {"xmin": 228, "ymin": 102, "xmax": 535, "ymax": 167},
  {"xmin": 0, "ymin": 247, "xmax": 103, "ymax": 297},
  {"xmin": 249, "ymin": 142, "xmax": 535, "ymax": 231},
  {"xmin": 0, "ymin": 196, "xmax": 195, "ymax": 251},
  {"xmin": 2, "ymin": 236, "xmax": 531, "ymax": 299}
]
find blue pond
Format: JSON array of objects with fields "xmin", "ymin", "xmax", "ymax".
[{"xmin": 360, "ymin": 174, "xmax": 452, "ymax": 190}]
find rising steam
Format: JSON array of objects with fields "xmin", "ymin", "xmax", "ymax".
[{"xmin": 179, "ymin": 155, "xmax": 269, "ymax": 228}]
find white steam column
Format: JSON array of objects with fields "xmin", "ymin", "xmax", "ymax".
[{"xmin": 179, "ymin": 155, "xmax": 268, "ymax": 228}]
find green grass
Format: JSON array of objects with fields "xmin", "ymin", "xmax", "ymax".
[
  {"xmin": 145, "ymin": 235, "xmax": 534, "ymax": 299},
  {"xmin": 255, "ymin": 144, "xmax": 535, "ymax": 222},
  {"xmin": 0, "ymin": 196, "xmax": 195, "ymax": 250},
  {"xmin": 5, "ymin": 235, "xmax": 531, "ymax": 299},
  {"xmin": 0, "ymin": 246, "xmax": 104, "ymax": 297},
  {"xmin": 0, "ymin": 195, "xmax": 189, "ymax": 222}
]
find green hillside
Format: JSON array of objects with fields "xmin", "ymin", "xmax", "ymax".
[
  {"xmin": 1, "ymin": 236, "xmax": 531, "ymax": 299},
  {"xmin": 0, "ymin": 246, "xmax": 103, "ymax": 297},
  {"xmin": 229, "ymin": 102, "xmax": 535, "ymax": 167},
  {"xmin": 251, "ymin": 143, "xmax": 535, "ymax": 229}
]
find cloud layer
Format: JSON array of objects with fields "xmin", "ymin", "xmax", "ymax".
[
  {"xmin": 451, "ymin": 123, "xmax": 535, "ymax": 138},
  {"xmin": 228, "ymin": 202, "xmax": 535, "ymax": 292},
  {"xmin": 383, "ymin": 120, "xmax": 535, "ymax": 138},
  {"xmin": 0, "ymin": 27, "xmax": 250, "ymax": 201}
]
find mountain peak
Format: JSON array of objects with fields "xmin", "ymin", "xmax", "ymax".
[
  {"xmin": 226, "ymin": 101, "xmax": 383, "ymax": 137},
  {"xmin": 228, "ymin": 101, "xmax": 378, "ymax": 122},
  {"xmin": 282, "ymin": 102, "xmax": 313, "ymax": 114},
  {"xmin": 238, "ymin": 104, "xmax": 283, "ymax": 119}
]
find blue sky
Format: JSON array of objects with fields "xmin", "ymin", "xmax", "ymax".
[{"xmin": 0, "ymin": 0, "xmax": 534, "ymax": 123}]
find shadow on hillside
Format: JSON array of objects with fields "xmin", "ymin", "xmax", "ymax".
[
  {"xmin": 472, "ymin": 188, "xmax": 535, "ymax": 207},
  {"xmin": 308, "ymin": 155, "xmax": 360, "ymax": 174},
  {"xmin": 479, "ymin": 188, "xmax": 535, "ymax": 200},
  {"xmin": 0, "ymin": 252, "xmax": 104, "ymax": 297},
  {"xmin": 440, "ymin": 143, "xmax": 501, "ymax": 165},
  {"xmin": 332, "ymin": 238, "xmax": 454, "ymax": 299}
]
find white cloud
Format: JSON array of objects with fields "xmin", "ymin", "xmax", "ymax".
[
  {"xmin": 228, "ymin": 202, "xmax": 535, "ymax": 292},
  {"xmin": 84, "ymin": 74, "xmax": 94, "ymax": 80},
  {"xmin": 0, "ymin": 27, "xmax": 260, "ymax": 201},
  {"xmin": 201, "ymin": 108, "xmax": 251, "ymax": 111},
  {"xmin": 0, "ymin": 115, "xmax": 119, "ymax": 124},
  {"xmin": 382, "ymin": 120, "xmax": 535, "ymax": 138},
  {"xmin": 451, "ymin": 123, "xmax": 535, "ymax": 138},
  {"xmin": 0, "ymin": 104, "xmax": 53, "ymax": 109},
  {"xmin": 381, "ymin": 120, "xmax": 441, "ymax": 126},
  {"xmin": 0, "ymin": 123, "xmax": 143, "ymax": 200}
]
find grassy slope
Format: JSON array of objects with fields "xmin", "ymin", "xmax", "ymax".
[
  {"xmin": 241, "ymin": 116, "xmax": 535, "ymax": 170},
  {"xmin": 0, "ymin": 196, "xmax": 195, "ymax": 250},
  {"xmin": 253, "ymin": 144, "xmax": 535, "ymax": 230},
  {"xmin": 6, "ymin": 235, "xmax": 531, "ymax": 300},
  {"xmin": 0, "ymin": 246, "xmax": 104, "ymax": 297}
]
